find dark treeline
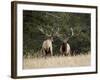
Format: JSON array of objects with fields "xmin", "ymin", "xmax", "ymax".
[{"xmin": 23, "ymin": 10, "xmax": 91, "ymax": 56}]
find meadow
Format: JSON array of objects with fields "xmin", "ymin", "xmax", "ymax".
[{"xmin": 23, "ymin": 54, "xmax": 91, "ymax": 69}]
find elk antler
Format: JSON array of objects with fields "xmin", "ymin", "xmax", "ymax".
[
  {"xmin": 38, "ymin": 25, "xmax": 51, "ymax": 37},
  {"xmin": 65, "ymin": 27, "xmax": 74, "ymax": 42},
  {"xmin": 53, "ymin": 27, "xmax": 65, "ymax": 41}
]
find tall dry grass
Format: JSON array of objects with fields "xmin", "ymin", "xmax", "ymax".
[{"xmin": 23, "ymin": 54, "xmax": 91, "ymax": 69}]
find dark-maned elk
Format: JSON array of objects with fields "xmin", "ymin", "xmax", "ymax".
[
  {"xmin": 38, "ymin": 25, "xmax": 59, "ymax": 57},
  {"xmin": 60, "ymin": 40, "xmax": 71, "ymax": 56},
  {"xmin": 56, "ymin": 28, "xmax": 74, "ymax": 56}
]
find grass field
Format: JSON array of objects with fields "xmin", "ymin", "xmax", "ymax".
[{"xmin": 23, "ymin": 54, "xmax": 91, "ymax": 69}]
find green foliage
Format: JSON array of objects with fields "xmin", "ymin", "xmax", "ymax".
[{"xmin": 23, "ymin": 10, "xmax": 91, "ymax": 56}]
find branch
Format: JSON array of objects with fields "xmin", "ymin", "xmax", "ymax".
[{"xmin": 46, "ymin": 13, "xmax": 61, "ymax": 19}]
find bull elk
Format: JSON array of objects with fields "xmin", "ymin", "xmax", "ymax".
[
  {"xmin": 56, "ymin": 28, "xmax": 74, "ymax": 56},
  {"xmin": 41, "ymin": 36, "xmax": 53, "ymax": 56},
  {"xmin": 38, "ymin": 25, "xmax": 57, "ymax": 56},
  {"xmin": 60, "ymin": 40, "xmax": 71, "ymax": 56}
]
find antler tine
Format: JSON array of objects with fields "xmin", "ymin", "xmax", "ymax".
[
  {"xmin": 70, "ymin": 27, "xmax": 74, "ymax": 36},
  {"xmin": 55, "ymin": 27, "xmax": 60, "ymax": 36},
  {"xmin": 38, "ymin": 27, "xmax": 44, "ymax": 34}
]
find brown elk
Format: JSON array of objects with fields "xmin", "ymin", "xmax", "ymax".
[
  {"xmin": 60, "ymin": 40, "xmax": 71, "ymax": 56},
  {"xmin": 56, "ymin": 28, "xmax": 74, "ymax": 56}
]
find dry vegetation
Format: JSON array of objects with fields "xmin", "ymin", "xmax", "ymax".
[{"xmin": 23, "ymin": 54, "xmax": 91, "ymax": 69}]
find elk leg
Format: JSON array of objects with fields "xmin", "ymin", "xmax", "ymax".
[
  {"xmin": 50, "ymin": 47, "xmax": 53, "ymax": 56},
  {"xmin": 41, "ymin": 48, "xmax": 44, "ymax": 57}
]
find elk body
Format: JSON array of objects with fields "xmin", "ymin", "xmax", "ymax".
[
  {"xmin": 60, "ymin": 41, "xmax": 71, "ymax": 56},
  {"xmin": 42, "ymin": 37, "xmax": 53, "ymax": 56}
]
